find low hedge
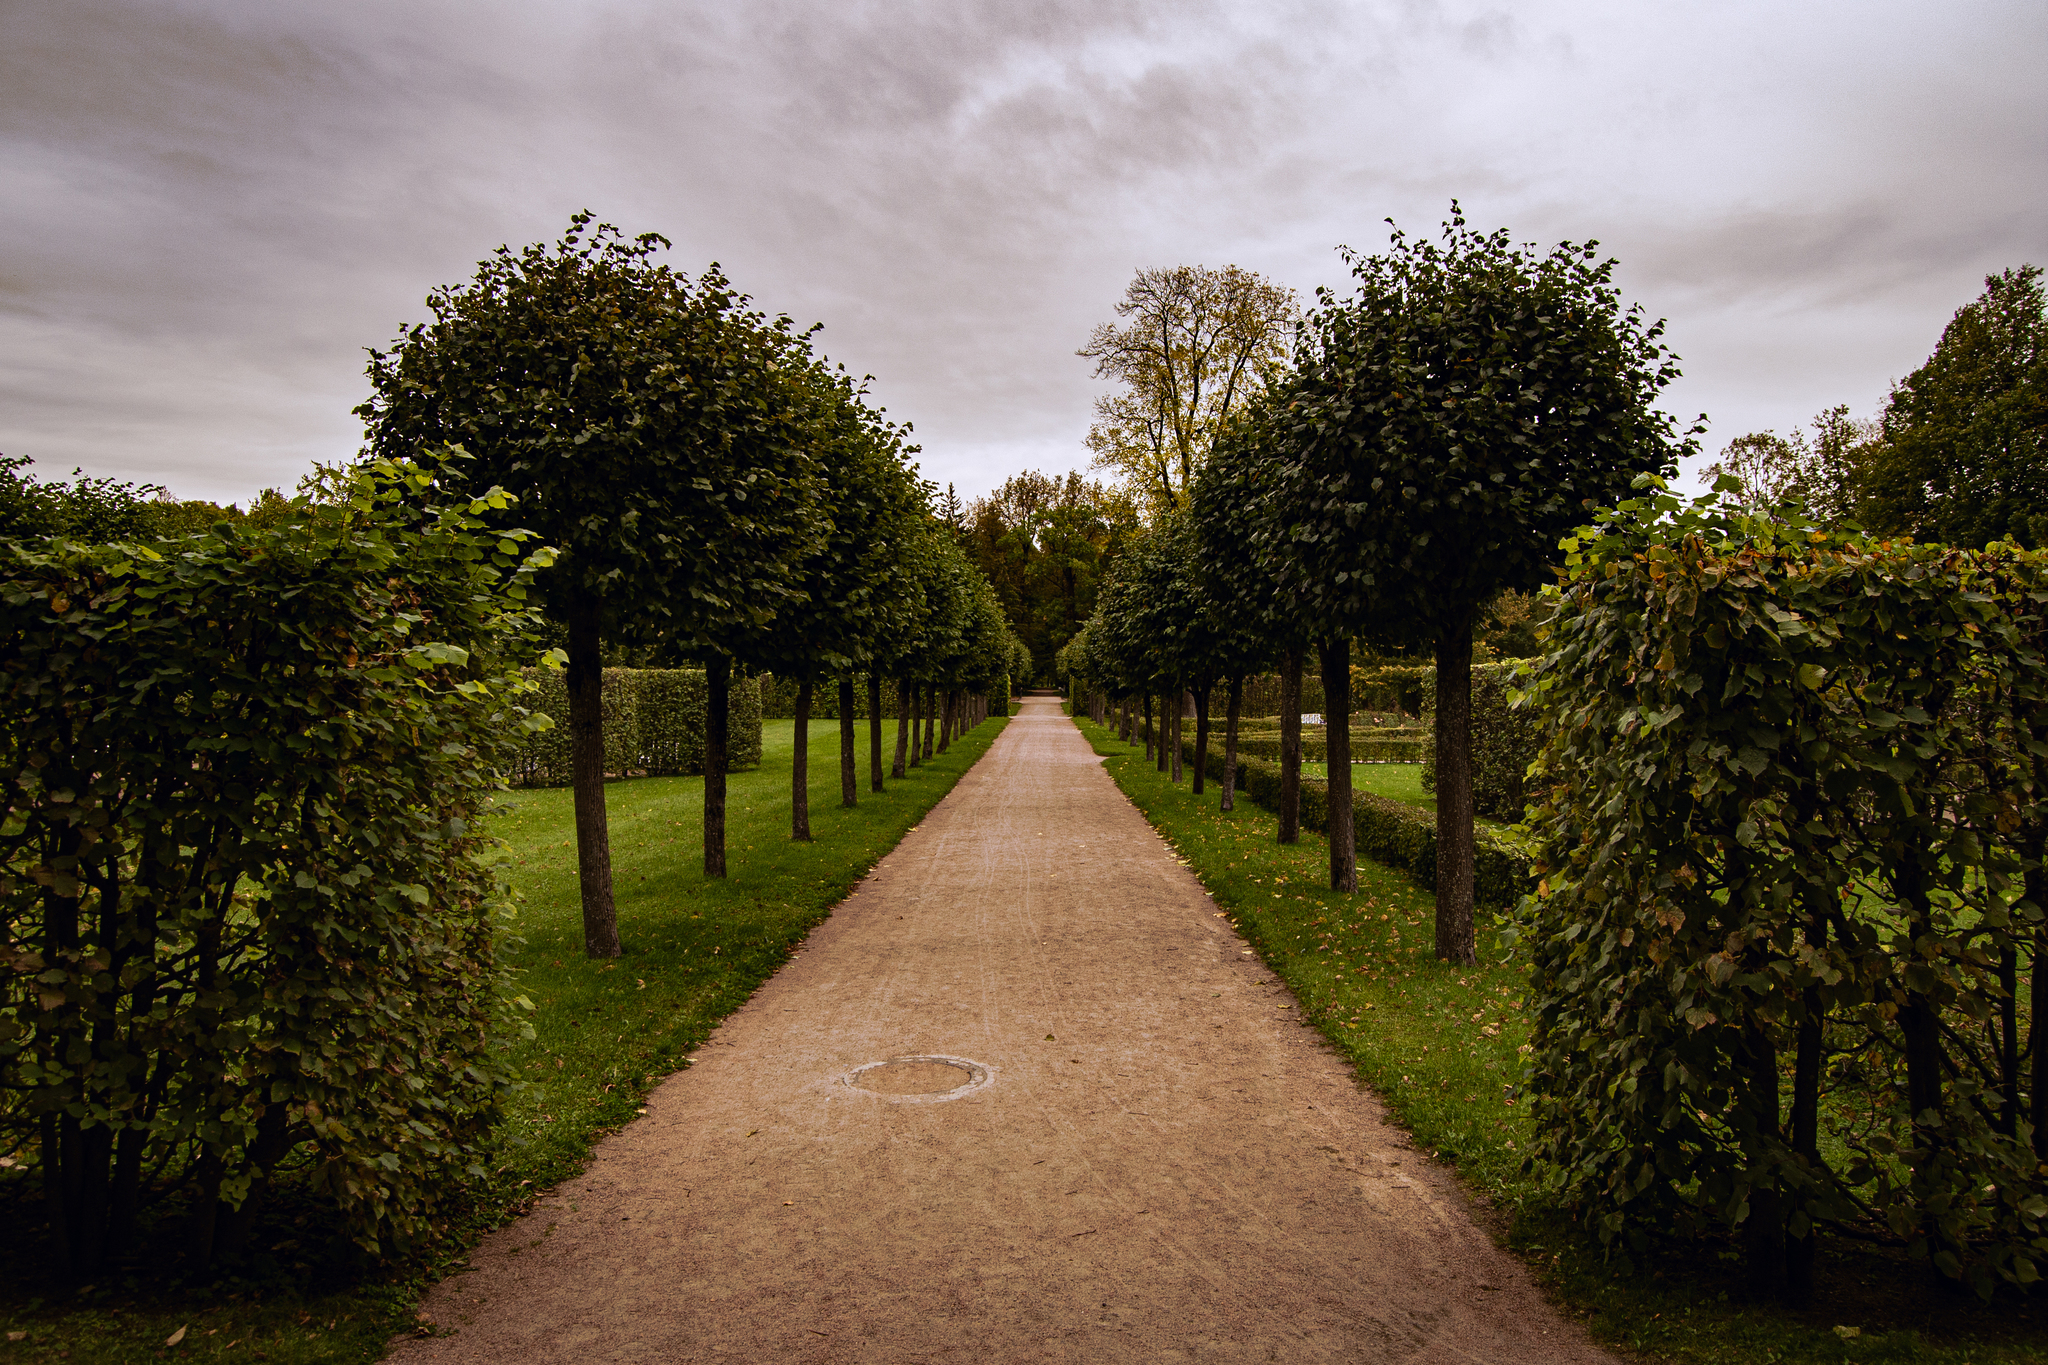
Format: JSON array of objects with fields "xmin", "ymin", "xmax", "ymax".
[
  {"xmin": 1184, "ymin": 737, "xmax": 1534, "ymax": 909},
  {"xmin": 1231, "ymin": 731, "xmax": 1430, "ymax": 764},
  {"xmin": 511, "ymin": 668, "xmax": 764, "ymax": 786}
]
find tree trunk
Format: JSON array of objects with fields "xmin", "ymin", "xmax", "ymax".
[
  {"xmin": 922, "ymin": 684, "xmax": 936, "ymax": 761},
  {"xmin": 1433, "ymin": 617, "xmax": 1476, "ymax": 964},
  {"xmin": 1157, "ymin": 692, "xmax": 1171, "ymax": 772},
  {"xmin": 1142, "ymin": 693, "xmax": 1154, "ymax": 760},
  {"xmin": 1321, "ymin": 638, "xmax": 1356, "ymax": 893},
  {"xmin": 704, "ymin": 656, "xmax": 729, "ymax": 877},
  {"xmin": 1192, "ymin": 683, "xmax": 1211, "ymax": 794},
  {"xmin": 1120, "ymin": 697, "xmax": 1132, "ymax": 743},
  {"xmin": 840, "ymin": 676, "xmax": 858, "ymax": 807},
  {"xmin": 1742, "ymin": 1026, "xmax": 1787, "ymax": 1300},
  {"xmin": 938, "ymin": 689, "xmax": 953, "ymax": 754},
  {"xmin": 1171, "ymin": 687, "xmax": 1184, "ymax": 782},
  {"xmin": 1279, "ymin": 649, "xmax": 1302, "ymax": 845},
  {"xmin": 1222, "ymin": 675, "xmax": 1243, "ymax": 812},
  {"xmin": 567, "ymin": 593, "xmax": 621, "ymax": 957},
  {"xmin": 2034, "ymin": 832, "xmax": 2048, "ymax": 1158},
  {"xmin": 792, "ymin": 679, "xmax": 813, "ymax": 841},
  {"xmin": 894, "ymin": 678, "xmax": 912, "ymax": 777},
  {"xmin": 869, "ymin": 674, "xmax": 885, "ymax": 792}
]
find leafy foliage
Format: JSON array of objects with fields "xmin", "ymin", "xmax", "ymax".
[
  {"xmin": 1515, "ymin": 477, "xmax": 2048, "ymax": 1298},
  {"xmin": 1078, "ymin": 265, "xmax": 1298, "ymax": 516},
  {"xmin": 1861, "ymin": 265, "xmax": 2048, "ymax": 549},
  {"xmin": 510, "ymin": 668, "xmax": 765, "ymax": 785},
  {"xmin": 1420, "ymin": 662, "xmax": 1542, "ymax": 823},
  {"xmin": 0, "ymin": 457, "xmax": 550, "ymax": 1276}
]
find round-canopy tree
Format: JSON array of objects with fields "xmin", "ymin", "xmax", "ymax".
[
  {"xmin": 720, "ymin": 364, "xmax": 926, "ymax": 841},
  {"xmin": 357, "ymin": 213, "xmax": 828, "ymax": 953},
  {"xmin": 1263, "ymin": 207, "xmax": 1692, "ymax": 961}
]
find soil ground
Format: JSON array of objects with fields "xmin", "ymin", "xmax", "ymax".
[{"xmin": 387, "ymin": 698, "xmax": 1613, "ymax": 1363}]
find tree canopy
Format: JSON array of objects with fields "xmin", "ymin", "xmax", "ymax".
[
  {"xmin": 1079, "ymin": 265, "xmax": 1297, "ymax": 516},
  {"xmin": 1861, "ymin": 264, "xmax": 2047, "ymax": 548}
]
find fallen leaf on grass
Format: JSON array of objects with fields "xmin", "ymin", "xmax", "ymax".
[{"xmin": 166, "ymin": 1326, "xmax": 187, "ymax": 1346}]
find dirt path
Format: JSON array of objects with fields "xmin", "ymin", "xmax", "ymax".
[{"xmin": 389, "ymin": 698, "xmax": 1612, "ymax": 1363}]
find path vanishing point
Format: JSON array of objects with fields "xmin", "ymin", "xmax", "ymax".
[{"xmin": 388, "ymin": 696, "xmax": 1614, "ymax": 1363}]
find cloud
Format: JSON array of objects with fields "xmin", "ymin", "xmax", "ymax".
[{"xmin": 1, "ymin": 0, "xmax": 2042, "ymax": 501}]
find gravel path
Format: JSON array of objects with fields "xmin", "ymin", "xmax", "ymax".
[{"xmin": 388, "ymin": 697, "xmax": 1612, "ymax": 1363}]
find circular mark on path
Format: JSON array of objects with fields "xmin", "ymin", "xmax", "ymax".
[{"xmin": 844, "ymin": 1055, "xmax": 993, "ymax": 1103}]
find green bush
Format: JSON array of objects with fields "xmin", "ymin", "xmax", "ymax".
[
  {"xmin": 1516, "ymin": 484, "xmax": 2048, "ymax": 1298},
  {"xmin": 1231, "ymin": 729, "xmax": 1430, "ymax": 764},
  {"xmin": 1184, "ymin": 739, "xmax": 1533, "ymax": 909},
  {"xmin": 1420, "ymin": 660, "xmax": 1541, "ymax": 823},
  {"xmin": 510, "ymin": 668, "xmax": 762, "ymax": 785},
  {"xmin": 0, "ymin": 458, "xmax": 547, "ymax": 1276}
]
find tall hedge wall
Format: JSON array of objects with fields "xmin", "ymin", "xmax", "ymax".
[
  {"xmin": 510, "ymin": 668, "xmax": 764, "ymax": 786},
  {"xmin": 1518, "ymin": 491, "xmax": 2048, "ymax": 1297},
  {"xmin": 0, "ymin": 475, "xmax": 543, "ymax": 1274}
]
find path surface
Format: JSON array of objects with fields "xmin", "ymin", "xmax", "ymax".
[{"xmin": 390, "ymin": 698, "xmax": 1611, "ymax": 1363}]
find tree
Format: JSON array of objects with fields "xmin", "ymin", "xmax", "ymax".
[
  {"xmin": 1079, "ymin": 265, "xmax": 1297, "ymax": 515},
  {"xmin": 357, "ymin": 214, "xmax": 827, "ymax": 953},
  {"xmin": 1860, "ymin": 265, "xmax": 2048, "ymax": 547},
  {"xmin": 713, "ymin": 366, "xmax": 926, "ymax": 842},
  {"xmin": 959, "ymin": 470, "xmax": 1132, "ymax": 682},
  {"xmin": 1703, "ymin": 405, "xmax": 1876, "ymax": 521},
  {"xmin": 1262, "ymin": 207, "xmax": 1691, "ymax": 960}
]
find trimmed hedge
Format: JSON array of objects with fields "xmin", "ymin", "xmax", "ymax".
[
  {"xmin": 1419, "ymin": 660, "xmax": 1540, "ymax": 823},
  {"xmin": 1231, "ymin": 730, "xmax": 1430, "ymax": 764},
  {"xmin": 511, "ymin": 668, "xmax": 764, "ymax": 786},
  {"xmin": 1183, "ymin": 737, "xmax": 1534, "ymax": 909}
]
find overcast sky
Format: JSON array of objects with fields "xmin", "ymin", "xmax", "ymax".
[{"xmin": 3, "ymin": 0, "xmax": 2043, "ymax": 506}]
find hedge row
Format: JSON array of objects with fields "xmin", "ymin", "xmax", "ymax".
[
  {"xmin": 1419, "ymin": 660, "xmax": 1540, "ymax": 823},
  {"xmin": 1182, "ymin": 737, "xmax": 1534, "ymax": 909},
  {"xmin": 1231, "ymin": 731, "xmax": 1430, "ymax": 764},
  {"xmin": 510, "ymin": 667, "xmax": 765, "ymax": 786}
]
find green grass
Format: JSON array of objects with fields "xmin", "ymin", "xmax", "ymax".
[
  {"xmin": 1300, "ymin": 760, "xmax": 1430, "ymax": 807},
  {"xmin": 0, "ymin": 717, "xmax": 1005, "ymax": 1364},
  {"xmin": 1073, "ymin": 714, "xmax": 2047, "ymax": 1365}
]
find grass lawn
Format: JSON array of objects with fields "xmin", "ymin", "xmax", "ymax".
[
  {"xmin": 1301, "ymin": 760, "xmax": 1431, "ymax": 808},
  {"xmin": 1073, "ymin": 713, "xmax": 2046, "ymax": 1365},
  {"xmin": 0, "ymin": 716, "xmax": 1005, "ymax": 1364}
]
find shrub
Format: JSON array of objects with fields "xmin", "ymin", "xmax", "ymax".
[
  {"xmin": 1231, "ymin": 729, "xmax": 1430, "ymax": 764},
  {"xmin": 1420, "ymin": 660, "xmax": 1541, "ymax": 822},
  {"xmin": 1514, "ymin": 483, "xmax": 2048, "ymax": 1299},
  {"xmin": 509, "ymin": 668, "xmax": 762, "ymax": 785},
  {"xmin": 0, "ymin": 459, "xmax": 548, "ymax": 1276},
  {"xmin": 1183, "ymin": 738, "xmax": 1534, "ymax": 909}
]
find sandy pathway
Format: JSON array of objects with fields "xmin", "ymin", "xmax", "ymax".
[{"xmin": 389, "ymin": 698, "xmax": 1610, "ymax": 1363}]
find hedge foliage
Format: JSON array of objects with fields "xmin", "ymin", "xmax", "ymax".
[
  {"xmin": 1420, "ymin": 660, "xmax": 1542, "ymax": 822},
  {"xmin": 1514, "ymin": 481, "xmax": 2048, "ymax": 1297},
  {"xmin": 1231, "ymin": 726, "xmax": 1430, "ymax": 765},
  {"xmin": 1181, "ymin": 738, "xmax": 1534, "ymax": 909},
  {"xmin": 509, "ymin": 668, "xmax": 764, "ymax": 786},
  {"xmin": 0, "ymin": 459, "xmax": 547, "ymax": 1276}
]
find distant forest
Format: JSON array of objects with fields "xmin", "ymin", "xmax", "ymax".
[{"xmin": 947, "ymin": 471, "xmax": 1138, "ymax": 688}]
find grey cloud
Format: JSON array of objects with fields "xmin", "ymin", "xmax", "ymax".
[{"xmin": 0, "ymin": 0, "xmax": 2042, "ymax": 502}]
